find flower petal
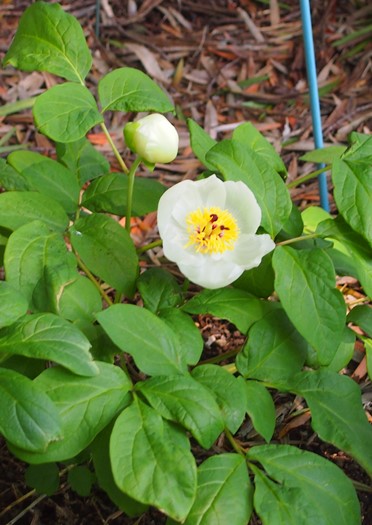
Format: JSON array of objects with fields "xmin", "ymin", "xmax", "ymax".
[
  {"xmin": 228, "ymin": 233, "xmax": 275, "ymax": 270},
  {"xmin": 178, "ymin": 257, "xmax": 244, "ymax": 289},
  {"xmin": 224, "ymin": 180, "xmax": 261, "ymax": 233}
]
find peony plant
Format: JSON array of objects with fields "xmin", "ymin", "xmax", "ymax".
[{"xmin": 0, "ymin": 3, "xmax": 371, "ymax": 525}]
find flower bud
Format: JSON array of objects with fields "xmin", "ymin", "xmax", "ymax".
[{"xmin": 124, "ymin": 113, "xmax": 179, "ymax": 164}]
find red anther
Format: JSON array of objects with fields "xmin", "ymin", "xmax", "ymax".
[{"xmin": 210, "ymin": 214, "xmax": 218, "ymax": 223}]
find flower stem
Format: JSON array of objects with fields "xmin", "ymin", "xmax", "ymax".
[
  {"xmin": 137, "ymin": 239, "xmax": 163, "ymax": 254},
  {"xmin": 287, "ymin": 165, "xmax": 330, "ymax": 189},
  {"xmin": 100, "ymin": 122, "xmax": 129, "ymax": 174},
  {"xmin": 276, "ymin": 233, "xmax": 319, "ymax": 246},
  {"xmin": 125, "ymin": 156, "xmax": 142, "ymax": 233}
]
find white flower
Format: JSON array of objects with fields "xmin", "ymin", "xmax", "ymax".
[
  {"xmin": 157, "ymin": 175, "xmax": 275, "ymax": 289},
  {"xmin": 124, "ymin": 113, "xmax": 179, "ymax": 164}
]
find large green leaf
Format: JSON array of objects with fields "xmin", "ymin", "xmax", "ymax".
[
  {"xmin": 191, "ymin": 365, "xmax": 247, "ymax": 434},
  {"xmin": 55, "ymin": 275, "xmax": 102, "ymax": 323},
  {"xmin": 4, "ymin": 220, "xmax": 75, "ymax": 308},
  {"xmin": 92, "ymin": 425, "xmax": 148, "ymax": 517},
  {"xmin": 0, "ymin": 192, "xmax": 69, "ymax": 232},
  {"xmin": 56, "ymin": 137, "xmax": 110, "ymax": 186},
  {"xmin": 233, "ymin": 122, "xmax": 287, "ymax": 177},
  {"xmin": 0, "ymin": 158, "xmax": 29, "ymax": 191},
  {"xmin": 273, "ymin": 245, "xmax": 346, "ymax": 364},
  {"xmin": 0, "ymin": 281, "xmax": 28, "ymax": 328},
  {"xmin": 342, "ymin": 131, "xmax": 372, "ymax": 162},
  {"xmin": 187, "ymin": 118, "xmax": 217, "ymax": 171},
  {"xmin": 82, "ymin": 172, "xmax": 166, "ymax": 216},
  {"xmin": 347, "ymin": 304, "xmax": 372, "ymax": 337},
  {"xmin": 236, "ymin": 309, "xmax": 307, "ymax": 382},
  {"xmin": 10, "ymin": 362, "xmax": 130, "ymax": 463},
  {"xmin": 0, "ymin": 313, "xmax": 97, "ymax": 377},
  {"xmin": 159, "ymin": 308, "xmax": 203, "ymax": 366},
  {"xmin": 136, "ymin": 375, "xmax": 224, "ymax": 448},
  {"xmin": 289, "ymin": 369, "xmax": 372, "ymax": 477},
  {"xmin": 137, "ymin": 268, "xmax": 182, "ymax": 314},
  {"xmin": 182, "ymin": 288, "xmax": 277, "ymax": 334},
  {"xmin": 180, "ymin": 454, "xmax": 253, "ymax": 525},
  {"xmin": 110, "ymin": 398, "xmax": 197, "ymax": 521},
  {"xmin": 244, "ymin": 380, "xmax": 276, "ymax": 443},
  {"xmin": 33, "ymin": 83, "xmax": 103, "ymax": 143},
  {"xmin": 317, "ymin": 216, "xmax": 372, "ymax": 298},
  {"xmin": 3, "ymin": 2, "xmax": 92, "ymax": 83},
  {"xmin": 206, "ymin": 139, "xmax": 292, "ymax": 237},
  {"xmin": 332, "ymin": 158, "xmax": 372, "ymax": 246},
  {"xmin": 0, "ymin": 368, "xmax": 61, "ymax": 452},
  {"xmin": 233, "ymin": 252, "xmax": 275, "ymax": 298},
  {"xmin": 98, "ymin": 67, "xmax": 174, "ymax": 113},
  {"xmin": 70, "ymin": 214, "xmax": 138, "ymax": 296},
  {"xmin": 248, "ymin": 444, "xmax": 360, "ymax": 525},
  {"xmin": 96, "ymin": 304, "xmax": 187, "ymax": 376},
  {"xmin": 8, "ymin": 151, "xmax": 80, "ymax": 214}
]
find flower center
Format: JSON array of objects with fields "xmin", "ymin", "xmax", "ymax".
[{"xmin": 185, "ymin": 207, "xmax": 239, "ymax": 254}]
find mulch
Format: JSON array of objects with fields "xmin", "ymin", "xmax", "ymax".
[{"xmin": 0, "ymin": 0, "xmax": 371, "ymax": 524}]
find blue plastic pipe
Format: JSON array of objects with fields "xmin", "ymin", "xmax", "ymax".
[{"xmin": 300, "ymin": 0, "xmax": 330, "ymax": 211}]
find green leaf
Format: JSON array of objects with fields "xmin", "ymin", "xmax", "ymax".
[
  {"xmin": 4, "ymin": 220, "xmax": 75, "ymax": 308},
  {"xmin": 191, "ymin": 365, "xmax": 247, "ymax": 434},
  {"xmin": 233, "ymin": 252, "xmax": 275, "ymax": 298},
  {"xmin": 273, "ymin": 245, "xmax": 346, "ymax": 364},
  {"xmin": 332, "ymin": 158, "xmax": 372, "ymax": 246},
  {"xmin": 0, "ymin": 368, "xmax": 61, "ymax": 452},
  {"xmin": 56, "ymin": 275, "xmax": 102, "ymax": 323},
  {"xmin": 33, "ymin": 83, "xmax": 103, "ymax": 143},
  {"xmin": 82, "ymin": 172, "xmax": 165, "ymax": 216},
  {"xmin": 182, "ymin": 454, "xmax": 253, "ymax": 525},
  {"xmin": 137, "ymin": 268, "xmax": 182, "ymax": 313},
  {"xmin": 236, "ymin": 309, "xmax": 307, "ymax": 382},
  {"xmin": 342, "ymin": 131, "xmax": 372, "ymax": 162},
  {"xmin": 56, "ymin": 137, "xmax": 110, "ymax": 186},
  {"xmin": 206, "ymin": 139, "xmax": 292, "ymax": 237},
  {"xmin": 289, "ymin": 369, "xmax": 372, "ymax": 477},
  {"xmin": 323, "ymin": 327, "xmax": 355, "ymax": 372},
  {"xmin": 0, "ymin": 281, "xmax": 28, "ymax": 328},
  {"xmin": 3, "ymin": 2, "xmax": 92, "ymax": 83},
  {"xmin": 96, "ymin": 304, "xmax": 187, "ymax": 376},
  {"xmin": 136, "ymin": 375, "xmax": 224, "ymax": 448},
  {"xmin": 0, "ymin": 313, "xmax": 97, "ymax": 377},
  {"xmin": 8, "ymin": 151, "xmax": 80, "ymax": 214},
  {"xmin": 98, "ymin": 67, "xmax": 174, "ymax": 113},
  {"xmin": 0, "ymin": 192, "xmax": 69, "ymax": 232},
  {"xmin": 25, "ymin": 463, "xmax": 60, "ymax": 496},
  {"xmin": 92, "ymin": 425, "xmax": 148, "ymax": 517},
  {"xmin": 300, "ymin": 145, "xmax": 346, "ymax": 163},
  {"xmin": 68, "ymin": 466, "xmax": 94, "ymax": 497},
  {"xmin": 249, "ymin": 445, "xmax": 360, "ymax": 525},
  {"xmin": 10, "ymin": 362, "xmax": 131, "ymax": 463},
  {"xmin": 0, "ymin": 158, "xmax": 29, "ymax": 190},
  {"xmin": 187, "ymin": 118, "xmax": 217, "ymax": 171},
  {"xmin": 233, "ymin": 122, "xmax": 287, "ymax": 178},
  {"xmin": 245, "ymin": 380, "xmax": 276, "ymax": 442},
  {"xmin": 317, "ymin": 216, "xmax": 372, "ymax": 298},
  {"xmin": 160, "ymin": 308, "xmax": 203, "ymax": 366},
  {"xmin": 70, "ymin": 214, "xmax": 138, "ymax": 296},
  {"xmin": 182, "ymin": 287, "xmax": 278, "ymax": 334},
  {"xmin": 111, "ymin": 399, "xmax": 196, "ymax": 521},
  {"xmin": 347, "ymin": 305, "xmax": 372, "ymax": 337}
]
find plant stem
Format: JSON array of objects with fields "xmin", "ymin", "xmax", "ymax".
[
  {"xmin": 125, "ymin": 156, "xmax": 142, "ymax": 233},
  {"xmin": 76, "ymin": 255, "xmax": 113, "ymax": 306},
  {"xmin": 287, "ymin": 165, "xmax": 330, "ymax": 189},
  {"xmin": 137, "ymin": 239, "xmax": 163, "ymax": 254},
  {"xmin": 224, "ymin": 427, "xmax": 246, "ymax": 456},
  {"xmin": 100, "ymin": 122, "xmax": 129, "ymax": 174},
  {"xmin": 276, "ymin": 233, "xmax": 319, "ymax": 246}
]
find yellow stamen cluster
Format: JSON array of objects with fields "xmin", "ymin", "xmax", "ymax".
[{"xmin": 185, "ymin": 207, "xmax": 239, "ymax": 254}]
